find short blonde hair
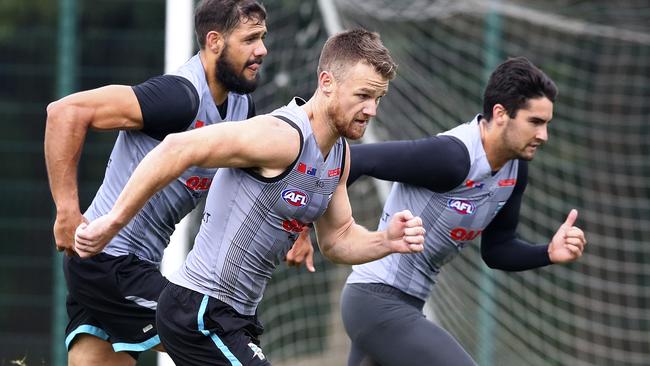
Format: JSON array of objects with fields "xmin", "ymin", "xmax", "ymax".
[{"xmin": 317, "ymin": 28, "xmax": 397, "ymax": 81}]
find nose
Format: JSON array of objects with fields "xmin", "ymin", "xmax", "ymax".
[
  {"xmin": 537, "ymin": 124, "xmax": 548, "ymax": 142},
  {"xmin": 363, "ymin": 100, "xmax": 378, "ymax": 117},
  {"xmin": 255, "ymin": 40, "xmax": 267, "ymax": 59}
]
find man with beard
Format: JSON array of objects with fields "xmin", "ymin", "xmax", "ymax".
[
  {"xmin": 74, "ymin": 29, "xmax": 426, "ymax": 365},
  {"xmin": 339, "ymin": 57, "xmax": 587, "ymax": 366},
  {"xmin": 45, "ymin": 1, "xmax": 268, "ymax": 364}
]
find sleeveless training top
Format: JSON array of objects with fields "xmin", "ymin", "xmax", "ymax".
[
  {"xmin": 85, "ymin": 53, "xmax": 252, "ymax": 264},
  {"xmin": 171, "ymin": 98, "xmax": 346, "ymax": 315},
  {"xmin": 347, "ymin": 116, "xmax": 519, "ymax": 301}
]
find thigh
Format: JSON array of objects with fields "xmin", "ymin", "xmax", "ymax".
[
  {"xmin": 68, "ymin": 334, "xmax": 136, "ymax": 366},
  {"xmin": 341, "ymin": 284, "xmax": 476, "ymax": 366},
  {"xmin": 363, "ymin": 315, "xmax": 476, "ymax": 366},
  {"xmin": 65, "ymin": 294, "xmax": 109, "ymax": 350},
  {"xmin": 65, "ymin": 254, "xmax": 168, "ymax": 353},
  {"xmin": 157, "ymin": 283, "xmax": 271, "ymax": 366},
  {"xmin": 347, "ymin": 340, "xmax": 381, "ymax": 366}
]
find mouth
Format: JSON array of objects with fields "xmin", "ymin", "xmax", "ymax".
[
  {"xmin": 246, "ymin": 64, "xmax": 260, "ymax": 74},
  {"xmin": 246, "ymin": 59, "xmax": 263, "ymax": 72},
  {"xmin": 526, "ymin": 143, "xmax": 542, "ymax": 153}
]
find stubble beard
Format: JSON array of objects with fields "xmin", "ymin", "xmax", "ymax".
[
  {"xmin": 502, "ymin": 126, "xmax": 538, "ymax": 161},
  {"xmin": 326, "ymin": 101, "xmax": 365, "ymax": 140}
]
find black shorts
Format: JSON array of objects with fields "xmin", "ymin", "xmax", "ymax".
[
  {"xmin": 157, "ymin": 282, "xmax": 270, "ymax": 366},
  {"xmin": 64, "ymin": 252, "xmax": 169, "ymax": 356}
]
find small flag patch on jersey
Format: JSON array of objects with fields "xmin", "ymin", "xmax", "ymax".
[
  {"xmin": 296, "ymin": 162, "xmax": 317, "ymax": 176},
  {"xmin": 195, "ymin": 120, "xmax": 205, "ymax": 128},
  {"xmin": 465, "ymin": 179, "xmax": 484, "ymax": 189}
]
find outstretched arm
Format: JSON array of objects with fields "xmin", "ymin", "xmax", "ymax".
[
  {"xmin": 45, "ymin": 85, "xmax": 143, "ymax": 255},
  {"xmin": 74, "ymin": 116, "xmax": 301, "ymax": 257},
  {"xmin": 314, "ymin": 144, "xmax": 425, "ymax": 265},
  {"xmin": 481, "ymin": 161, "xmax": 587, "ymax": 270},
  {"xmin": 347, "ymin": 136, "xmax": 469, "ymax": 190}
]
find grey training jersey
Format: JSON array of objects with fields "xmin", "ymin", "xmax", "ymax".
[
  {"xmin": 347, "ymin": 116, "xmax": 519, "ymax": 301},
  {"xmin": 85, "ymin": 53, "xmax": 252, "ymax": 264},
  {"xmin": 170, "ymin": 98, "xmax": 346, "ymax": 316}
]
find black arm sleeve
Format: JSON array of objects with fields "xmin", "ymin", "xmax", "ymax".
[
  {"xmin": 480, "ymin": 161, "xmax": 553, "ymax": 271},
  {"xmin": 347, "ymin": 135, "xmax": 470, "ymax": 192},
  {"xmin": 132, "ymin": 75, "xmax": 200, "ymax": 140}
]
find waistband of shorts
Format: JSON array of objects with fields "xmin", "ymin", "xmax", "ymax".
[{"xmin": 350, "ymin": 283, "xmax": 425, "ymax": 310}]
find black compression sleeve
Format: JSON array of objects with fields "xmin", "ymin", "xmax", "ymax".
[
  {"xmin": 347, "ymin": 135, "xmax": 470, "ymax": 192},
  {"xmin": 480, "ymin": 161, "xmax": 553, "ymax": 271},
  {"xmin": 132, "ymin": 75, "xmax": 200, "ymax": 140}
]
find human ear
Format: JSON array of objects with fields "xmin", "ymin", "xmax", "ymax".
[
  {"xmin": 319, "ymin": 71, "xmax": 335, "ymax": 94},
  {"xmin": 493, "ymin": 104, "xmax": 508, "ymax": 126},
  {"xmin": 205, "ymin": 31, "xmax": 224, "ymax": 55}
]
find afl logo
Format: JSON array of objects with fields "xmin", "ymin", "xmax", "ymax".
[
  {"xmin": 282, "ymin": 189, "xmax": 310, "ymax": 207},
  {"xmin": 447, "ymin": 199, "xmax": 475, "ymax": 215}
]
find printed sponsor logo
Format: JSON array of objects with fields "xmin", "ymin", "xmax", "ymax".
[
  {"xmin": 296, "ymin": 162, "xmax": 317, "ymax": 176},
  {"xmin": 248, "ymin": 342, "xmax": 266, "ymax": 360},
  {"xmin": 186, "ymin": 176, "xmax": 212, "ymax": 190},
  {"xmin": 450, "ymin": 227, "xmax": 482, "ymax": 241},
  {"xmin": 328, "ymin": 168, "xmax": 341, "ymax": 177},
  {"xmin": 282, "ymin": 189, "xmax": 309, "ymax": 207},
  {"xmin": 195, "ymin": 120, "xmax": 205, "ymax": 128},
  {"xmin": 498, "ymin": 178, "xmax": 517, "ymax": 187},
  {"xmin": 465, "ymin": 179, "xmax": 484, "ymax": 189},
  {"xmin": 282, "ymin": 218, "xmax": 306, "ymax": 233},
  {"xmin": 447, "ymin": 199, "xmax": 475, "ymax": 215},
  {"xmin": 142, "ymin": 324, "xmax": 153, "ymax": 333}
]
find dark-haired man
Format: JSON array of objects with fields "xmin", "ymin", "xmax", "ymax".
[
  {"xmin": 340, "ymin": 57, "xmax": 587, "ymax": 366},
  {"xmin": 45, "ymin": 1, "xmax": 267, "ymax": 364}
]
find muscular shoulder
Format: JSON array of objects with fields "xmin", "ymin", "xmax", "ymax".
[{"xmin": 132, "ymin": 75, "xmax": 200, "ymax": 140}]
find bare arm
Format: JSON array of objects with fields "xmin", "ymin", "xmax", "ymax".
[
  {"xmin": 44, "ymin": 85, "xmax": 143, "ymax": 254},
  {"xmin": 314, "ymin": 144, "xmax": 425, "ymax": 264},
  {"xmin": 74, "ymin": 115, "xmax": 301, "ymax": 257}
]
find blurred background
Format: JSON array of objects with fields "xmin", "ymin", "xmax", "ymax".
[{"xmin": 1, "ymin": 0, "xmax": 648, "ymax": 365}]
